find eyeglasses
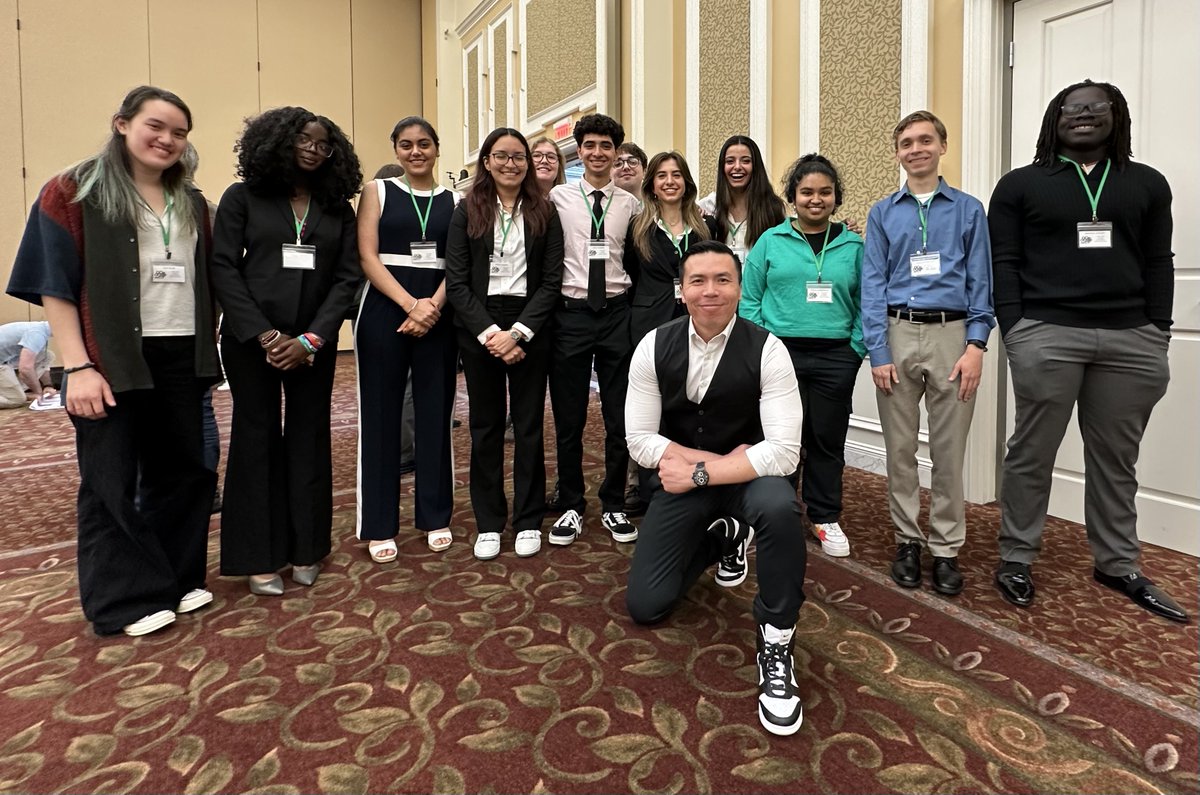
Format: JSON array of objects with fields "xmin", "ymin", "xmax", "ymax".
[
  {"xmin": 614, "ymin": 157, "xmax": 641, "ymax": 169},
  {"xmin": 531, "ymin": 151, "xmax": 558, "ymax": 163},
  {"xmin": 489, "ymin": 151, "xmax": 527, "ymax": 165},
  {"xmin": 1061, "ymin": 101, "xmax": 1112, "ymax": 117},
  {"xmin": 295, "ymin": 134, "xmax": 333, "ymax": 158}
]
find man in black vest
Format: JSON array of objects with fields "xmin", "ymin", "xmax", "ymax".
[{"xmin": 624, "ymin": 240, "xmax": 808, "ymax": 736}]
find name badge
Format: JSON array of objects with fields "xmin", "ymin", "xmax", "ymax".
[
  {"xmin": 1077, "ymin": 221, "xmax": 1113, "ymax": 249},
  {"xmin": 587, "ymin": 241, "xmax": 610, "ymax": 261},
  {"xmin": 151, "ymin": 261, "xmax": 185, "ymax": 283},
  {"xmin": 806, "ymin": 281, "xmax": 833, "ymax": 303},
  {"xmin": 489, "ymin": 254, "xmax": 514, "ymax": 278},
  {"xmin": 673, "ymin": 278, "xmax": 682, "ymax": 301},
  {"xmin": 910, "ymin": 251, "xmax": 941, "ymax": 277},
  {"xmin": 410, "ymin": 241, "xmax": 439, "ymax": 264},
  {"xmin": 282, "ymin": 243, "xmax": 317, "ymax": 270}
]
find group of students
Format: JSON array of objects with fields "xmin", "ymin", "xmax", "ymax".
[{"xmin": 5, "ymin": 76, "xmax": 1183, "ymax": 733}]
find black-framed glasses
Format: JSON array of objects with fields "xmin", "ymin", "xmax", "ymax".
[
  {"xmin": 531, "ymin": 151, "xmax": 558, "ymax": 163},
  {"xmin": 1061, "ymin": 101, "xmax": 1112, "ymax": 117},
  {"xmin": 614, "ymin": 157, "xmax": 641, "ymax": 169},
  {"xmin": 295, "ymin": 133, "xmax": 333, "ymax": 158},
  {"xmin": 489, "ymin": 151, "xmax": 527, "ymax": 165}
]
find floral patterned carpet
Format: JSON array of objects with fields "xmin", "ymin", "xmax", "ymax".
[{"xmin": 0, "ymin": 354, "xmax": 1195, "ymax": 794}]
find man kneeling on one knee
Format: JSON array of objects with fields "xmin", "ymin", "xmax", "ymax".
[{"xmin": 624, "ymin": 240, "xmax": 809, "ymax": 736}]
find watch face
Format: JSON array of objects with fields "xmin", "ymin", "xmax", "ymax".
[
  {"xmin": 510, "ymin": 330, "xmax": 522, "ymax": 341},
  {"xmin": 692, "ymin": 465, "xmax": 709, "ymax": 487}
]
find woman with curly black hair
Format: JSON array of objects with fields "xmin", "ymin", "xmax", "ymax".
[{"xmin": 211, "ymin": 106, "xmax": 363, "ymax": 595}]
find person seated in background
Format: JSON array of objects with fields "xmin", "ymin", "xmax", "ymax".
[{"xmin": 0, "ymin": 320, "xmax": 57, "ymax": 408}]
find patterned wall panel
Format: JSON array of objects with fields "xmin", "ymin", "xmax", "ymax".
[
  {"xmin": 467, "ymin": 45, "xmax": 480, "ymax": 152},
  {"xmin": 818, "ymin": 0, "xmax": 902, "ymax": 224},
  {"xmin": 697, "ymin": 0, "xmax": 751, "ymax": 193},
  {"xmin": 493, "ymin": 20, "xmax": 508, "ymax": 127},
  {"xmin": 526, "ymin": 0, "xmax": 596, "ymax": 118}
]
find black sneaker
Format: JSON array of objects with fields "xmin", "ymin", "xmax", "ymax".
[
  {"xmin": 623, "ymin": 485, "xmax": 648, "ymax": 517},
  {"xmin": 545, "ymin": 483, "xmax": 567, "ymax": 513},
  {"xmin": 549, "ymin": 509, "xmax": 583, "ymax": 546},
  {"xmin": 712, "ymin": 518, "xmax": 754, "ymax": 588},
  {"xmin": 602, "ymin": 511, "xmax": 638, "ymax": 543},
  {"xmin": 756, "ymin": 623, "xmax": 804, "ymax": 735}
]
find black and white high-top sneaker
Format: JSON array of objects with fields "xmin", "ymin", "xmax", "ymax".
[
  {"xmin": 710, "ymin": 517, "xmax": 755, "ymax": 587},
  {"xmin": 756, "ymin": 622, "xmax": 803, "ymax": 735}
]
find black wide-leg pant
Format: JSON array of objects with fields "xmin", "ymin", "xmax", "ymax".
[
  {"xmin": 71, "ymin": 337, "xmax": 215, "ymax": 635},
  {"xmin": 219, "ymin": 336, "xmax": 336, "ymax": 575}
]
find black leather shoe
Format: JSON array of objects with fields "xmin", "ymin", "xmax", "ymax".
[
  {"xmin": 623, "ymin": 485, "xmax": 648, "ymax": 518},
  {"xmin": 890, "ymin": 542, "xmax": 922, "ymax": 588},
  {"xmin": 1093, "ymin": 570, "xmax": 1190, "ymax": 623},
  {"xmin": 994, "ymin": 562, "xmax": 1034, "ymax": 607},
  {"xmin": 931, "ymin": 556, "xmax": 964, "ymax": 595}
]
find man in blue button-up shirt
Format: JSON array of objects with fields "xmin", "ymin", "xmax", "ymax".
[{"xmin": 861, "ymin": 110, "xmax": 994, "ymax": 597}]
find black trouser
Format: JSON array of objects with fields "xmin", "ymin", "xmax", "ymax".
[
  {"xmin": 785, "ymin": 343, "xmax": 862, "ymax": 523},
  {"xmin": 71, "ymin": 337, "xmax": 215, "ymax": 635},
  {"xmin": 626, "ymin": 474, "xmax": 807, "ymax": 628},
  {"xmin": 458, "ymin": 297, "xmax": 550, "ymax": 534},
  {"xmin": 219, "ymin": 336, "xmax": 336, "ymax": 575},
  {"xmin": 548, "ymin": 297, "xmax": 632, "ymax": 513}
]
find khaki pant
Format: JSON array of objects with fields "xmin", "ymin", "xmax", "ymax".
[
  {"xmin": 0, "ymin": 365, "xmax": 25, "ymax": 408},
  {"xmin": 876, "ymin": 318, "xmax": 976, "ymax": 557}
]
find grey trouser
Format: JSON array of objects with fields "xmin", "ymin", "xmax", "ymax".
[
  {"xmin": 999, "ymin": 319, "xmax": 1169, "ymax": 575},
  {"xmin": 876, "ymin": 317, "xmax": 976, "ymax": 556}
]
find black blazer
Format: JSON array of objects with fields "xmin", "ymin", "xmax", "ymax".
[
  {"xmin": 210, "ymin": 182, "xmax": 363, "ymax": 344},
  {"xmin": 626, "ymin": 214, "xmax": 718, "ymax": 346},
  {"xmin": 444, "ymin": 201, "xmax": 564, "ymax": 338}
]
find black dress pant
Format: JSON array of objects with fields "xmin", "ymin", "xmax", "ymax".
[
  {"xmin": 626, "ymin": 475, "xmax": 807, "ymax": 628},
  {"xmin": 784, "ymin": 343, "xmax": 862, "ymax": 523},
  {"xmin": 458, "ymin": 297, "xmax": 549, "ymax": 534},
  {"xmin": 71, "ymin": 337, "xmax": 215, "ymax": 635},
  {"xmin": 548, "ymin": 297, "xmax": 632, "ymax": 513},
  {"xmin": 219, "ymin": 336, "xmax": 336, "ymax": 575}
]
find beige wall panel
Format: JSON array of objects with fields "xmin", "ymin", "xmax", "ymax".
[
  {"xmin": 467, "ymin": 47, "xmax": 480, "ymax": 152},
  {"xmin": 526, "ymin": 0, "xmax": 595, "ymax": 118},
  {"xmin": 620, "ymin": 0, "xmax": 633, "ymax": 128},
  {"xmin": 19, "ymin": 1, "xmax": 149, "ymax": 210},
  {"xmin": 931, "ymin": 0, "xmax": 963, "ymax": 186},
  {"xmin": 0, "ymin": 0, "xmax": 28, "ymax": 323},
  {"xmin": 148, "ymin": 0, "xmax": 258, "ymax": 201},
  {"xmin": 697, "ymin": 0, "xmax": 751, "ymax": 194},
  {"xmin": 258, "ymin": 0, "xmax": 353, "ymax": 134},
  {"xmin": 422, "ymin": 0, "xmax": 439, "ymax": 126},
  {"xmin": 493, "ymin": 20, "xmax": 509, "ymax": 127},
  {"xmin": 819, "ymin": 0, "xmax": 902, "ymax": 224},
  {"xmin": 672, "ymin": 0, "xmax": 687, "ymax": 152},
  {"xmin": 353, "ymin": 0, "xmax": 423, "ymax": 179},
  {"xmin": 770, "ymin": 0, "xmax": 801, "ymax": 185}
]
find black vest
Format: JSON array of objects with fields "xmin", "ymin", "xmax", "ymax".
[{"xmin": 654, "ymin": 316, "xmax": 768, "ymax": 454}]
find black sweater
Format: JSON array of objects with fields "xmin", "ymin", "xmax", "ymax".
[{"xmin": 987, "ymin": 158, "xmax": 1174, "ymax": 336}]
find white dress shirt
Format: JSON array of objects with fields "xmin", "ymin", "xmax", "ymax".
[
  {"xmin": 549, "ymin": 180, "xmax": 640, "ymax": 299},
  {"xmin": 476, "ymin": 199, "xmax": 535, "ymax": 345},
  {"xmin": 625, "ymin": 314, "xmax": 802, "ymax": 477}
]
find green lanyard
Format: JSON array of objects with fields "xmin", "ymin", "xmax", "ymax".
[
  {"xmin": 292, "ymin": 198, "xmax": 310, "ymax": 245},
  {"xmin": 658, "ymin": 220, "xmax": 690, "ymax": 259},
  {"xmin": 728, "ymin": 217, "xmax": 746, "ymax": 246},
  {"xmin": 579, "ymin": 183, "xmax": 615, "ymax": 240},
  {"xmin": 147, "ymin": 195, "xmax": 174, "ymax": 258},
  {"xmin": 805, "ymin": 223, "xmax": 832, "ymax": 283},
  {"xmin": 404, "ymin": 175, "xmax": 435, "ymax": 240},
  {"xmin": 912, "ymin": 187, "xmax": 940, "ymax": 253},
  {"xmin": 1058, "ymin": 156, "xmax": 1111, "ymax": 221},
  {"xmin": 497, "ymin": 204, "xmax": 518, "ymax": 256}
]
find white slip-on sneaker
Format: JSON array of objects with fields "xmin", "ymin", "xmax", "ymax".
[
  {"xmin": 474, "ymin": 532, "xmax": 502, "ymax": 560},
  {"xmin": 123, "ymin": 610, "xmax": 176, "ymax": 637},
  {"xmin": 514, "ymin": 529, "xmax": 542, "ymax": 557},
  {"xmin": 177, "ymin": 588, "xmax": 214, "ymax": 614}
]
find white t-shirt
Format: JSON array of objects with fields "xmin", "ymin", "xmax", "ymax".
[{"xmin": 137, "ymin": 202, "xmax": 198, "ymax": 336}]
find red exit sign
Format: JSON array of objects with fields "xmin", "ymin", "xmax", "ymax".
[{"xmin": 553, "ymin": 117, "xmax": 572, "ymax": 140}]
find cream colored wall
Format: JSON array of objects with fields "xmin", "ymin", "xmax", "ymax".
[
  {"xmin": 931, "ymin": 0, "xmax": 964, "ymax": 186},
  {"xmin": 0, "ymin": 0, "xmax": 422, "ymax": 348},
  {"xmin": 769, "ymin": 0, "xmax": 801, "ymax": 188}
]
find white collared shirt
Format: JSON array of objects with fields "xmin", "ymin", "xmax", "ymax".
[
  {"xmin": 549, "ymin": 180, "xmax": 640, "ymax": 299},
  {"xmin": 625, "ymin": 314, "xmax": 802, "ymax": 477},
  {"xmin": 476, "ymin": 199, "xmax": 535, "ymax": 345}
]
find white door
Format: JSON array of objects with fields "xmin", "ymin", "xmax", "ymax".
[{"xmin": 1006, "ymin": 0, "xmax": 1200, "ymax": 555}]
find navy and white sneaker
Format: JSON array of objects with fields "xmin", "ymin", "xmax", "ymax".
[
  {"xmin": 602, "ymin": 511, "xmax": 638, "ymax": 543},
  {"xmin": 756, "ymin": 623, "xmax": 804, "ymax": 735},
  {"xmin": 711, "ymin": 518, "xmax": 755, "ymax": 587},
  {"xmin": 549, "ymin": 509, "xmax": 583, "ymax": 546}
]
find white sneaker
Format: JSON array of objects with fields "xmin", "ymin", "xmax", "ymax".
[
  {"xmin": 602, "ymin": 511, "xmax": 638, "ymax": 543},
  {"xmin": 177, "ymin": 588, "xmax": 214, "ymax": 614},
  {"xmin": 549, "ymin": 509, "xmax": 583, "ymax": 546},
  {"xmin": 812, "ymin": 522, "xmax": 850, "ymax": 557},
  {"xmin": 514, "ymin": 529, "xmax": 542, "ymax": 557},
  {"xmin": 123, "ymin": 610, "xmax": 176, "ymax": 637},
  {"xmin": 474, "ymin": 532, "xmax": 501, "ymax": 560},
  {"xmin": 757, "ymin": 623, "xmax": 804, "ymax": 735}
]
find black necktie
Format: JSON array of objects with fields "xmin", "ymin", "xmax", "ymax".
[{"xmin": 588, "ymin": 189, "xmax": 606, "ymax": 311}]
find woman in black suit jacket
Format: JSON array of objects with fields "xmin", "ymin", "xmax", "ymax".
[
  {"xmin": 211, "ymin": 107, "xmax": 363, "ymax": 594},
  {"xmin": 445, "ymin": 127, "xmax": 563, "ymax": 561}
]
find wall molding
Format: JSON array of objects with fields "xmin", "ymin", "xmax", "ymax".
[
  {"xmin": 685, "ymin": 0, "xmax": 700, "ymax": 167},
  {"xmin": 518, "ymin": 0, "xmax": 602, "ymax": 133},
  {"xmin": 455, "ymin": 0, "xmax": 504, "ymax": 38},
  {"xmin": 900, "ymin": 0, "xmax": 930, "ymax": 114},
  {"xmin": 462, "ymin": 33, "xmax": 484, "ymax": 158},
  {"xmin": 631, "ymin": 0, "xmax": 645, "ymax": 144},
  {"xmin": 487, "ymin": 11, "xmax": 514, "ymax": 128},
  {"xmin": 749, "ymin": 1, "xmax": 770, "ymax": 163},
  {"xmin": 798, "ymin": 0, "xmax": 821, "ymax": 154}
]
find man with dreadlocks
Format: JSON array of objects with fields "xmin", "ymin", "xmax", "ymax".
[{"xmin": 987, "ymin": 80, "xmax": 1186, "ymax": 623}]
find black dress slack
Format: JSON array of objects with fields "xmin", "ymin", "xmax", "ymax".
[
  {"xmin": 210, "ymin": 183, "xmax": 362, "ymax": 576},
  {"xmin": 445, "ymin": 203, "xmax": 564, "ymax": 534}
]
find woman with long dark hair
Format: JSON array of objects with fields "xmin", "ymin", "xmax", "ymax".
[
  {"xmin": 210, "ymin": 107, "xmax": 363, "ymax": 595},
  {"xmin": 699, "ymin": 136, "xmax": 786, "ymax": 259},
  {"xmin": 356, "ymin": 117, "xmax": 460, "ymax": 561},
  {"xmin": 8, "ymin": 86, "xmax": 220, "ymax": 636},
  {"xmin": 445, "ymin": 128, "xmax": 564, "ymax": 559}
]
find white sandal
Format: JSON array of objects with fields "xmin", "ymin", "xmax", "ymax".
[
  {"xmin": 368, "ymin": 539, "xmax": 398, "ymax": 563},
  {"xmin": 427, "ymin": 528, "xmax": 453, "ymax": 552}
]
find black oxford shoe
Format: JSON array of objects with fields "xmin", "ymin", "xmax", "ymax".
[
  {"xmin": 932, "ymin": 556, "xmax": 964, "ymax": 595},
  {"xmin": 890, "ymin": 542, "xmax": 922, "ymax": 588},
  {"xmin": 994, "ymin": 561, "xmax": 1035, "ymax": 607},
  {"xmin": 1093, "ymin": 570, "xmax": 1190, "ymax": 624}
]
